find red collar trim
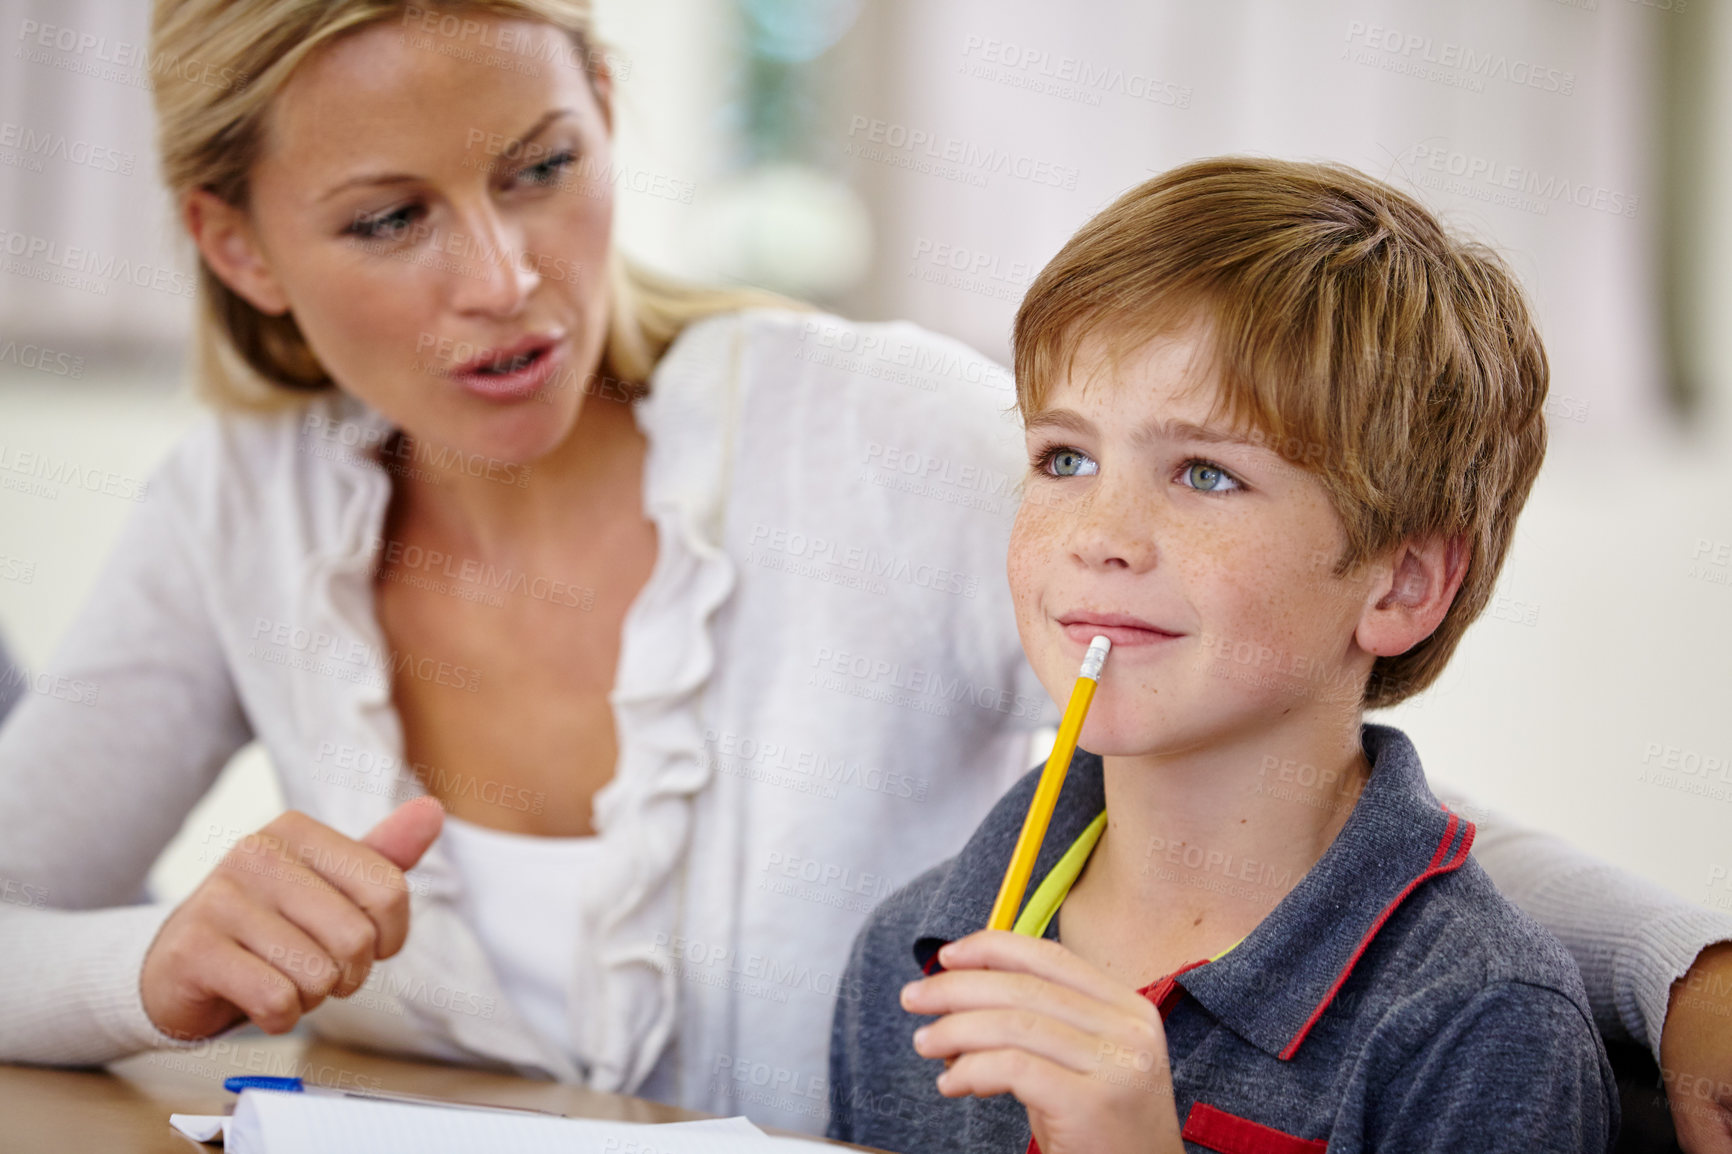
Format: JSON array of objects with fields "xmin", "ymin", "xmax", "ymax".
[{"xmin": 1276, "ymin": 810, "xmax": 1476, "ymax": 1060}]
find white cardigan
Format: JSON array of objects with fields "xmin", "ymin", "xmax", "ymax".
[{"xmin": 0, "ymin": 309, "xmax": 1726, "ymax": 1134}]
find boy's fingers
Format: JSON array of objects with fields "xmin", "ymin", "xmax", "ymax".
[
  {"xmin": 935, "ymin": 1047, "xmax": 1082, "ymax": 1116},
  {"xmin": 937, "ymin": 930, "xmax": 1153, "ymax": 1013},
  {"xmin": 905, "ymin": 968, "xmax": 1158, "ymax": 1047},
  {"xmin": 916, "ymin": 1007, "xmax": 1148, "ymax": 1080}
]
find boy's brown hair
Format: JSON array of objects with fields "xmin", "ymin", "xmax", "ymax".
[{"xmin": 1013, "ymin": 157, "xmax": 1548, "ymax": 708}]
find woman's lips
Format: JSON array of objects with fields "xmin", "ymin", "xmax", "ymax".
[
  {"xmin": 450, "ymin": 336, "xmax": 566, "ymax": 403},
  {"xmin": 1059, "ymin": 618, "xmax": 1182, "ymax": 648}
]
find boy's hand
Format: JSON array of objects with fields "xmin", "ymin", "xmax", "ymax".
[
  {"xmin": 1663, "ymin": 942, "xmax": 1732, "ymax": 1154},
  {"xmin": 900, "ymin": 930, "xmax": 1186, "ymax": 1154}
]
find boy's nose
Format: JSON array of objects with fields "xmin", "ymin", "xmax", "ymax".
[{"xmin": 1066, "ymin": 481, "xmax": 1159, "ymax": 573}]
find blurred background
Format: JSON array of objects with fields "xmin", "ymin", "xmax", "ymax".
[{"xmin": 1, "ymin": 0, "xmax": 1728, "ymax": 919}]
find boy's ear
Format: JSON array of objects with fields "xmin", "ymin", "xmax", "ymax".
[
  {"xmin": 1355, "ymin": 535, "xmax": 1469, "ymax": 659},
  {"xmin": 182, "ymin": 188, "xmax": 291, "ymax": 316}
]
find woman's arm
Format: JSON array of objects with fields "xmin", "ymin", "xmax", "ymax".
[
  {"xmin": 0, "ymin": 452, "xmax": 252, "ymax": 1063},
  {"xmin": 1434, "ymin": 781, "xmax": 1732, "ymax": 1063},
  {"xmin": 1450, "ymin": 789, "xmax": 1732, "ymax": 1153}
]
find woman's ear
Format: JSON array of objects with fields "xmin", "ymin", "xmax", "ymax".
[
  {"xmin": 1355, "ymin": 535, "xmax": 1469, "ymax": 658},
  {"xmin": 182, "ymin": 188, "xmax": 291, "ymax": 316}
]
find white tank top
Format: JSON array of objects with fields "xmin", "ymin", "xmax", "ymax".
[{"xmin": 438, "ymin": 813, "xmax": 618, "ymax": 1072}]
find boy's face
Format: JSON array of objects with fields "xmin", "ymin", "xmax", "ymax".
[{"xmin": 1009, "ymin": 320, "xmax": 1379, "ymax": 757}]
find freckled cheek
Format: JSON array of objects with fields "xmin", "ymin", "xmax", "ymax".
[{"xmin": 1007, "ymin": 507, "xmax": 1063, "ymax": 616}]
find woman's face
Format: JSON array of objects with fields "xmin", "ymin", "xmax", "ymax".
[{"xmin": 206, "ymin": 14, "xmax": 615, "ymax": 466}]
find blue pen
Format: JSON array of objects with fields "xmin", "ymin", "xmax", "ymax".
[{"xmin": 223, "ymin": 1075, "xmax": 561, "ymax": 1116}]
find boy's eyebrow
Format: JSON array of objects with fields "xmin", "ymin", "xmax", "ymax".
[
  {"xmin": 1159, "ymin": 420, "xmax": 1260, "ymax": 448},
  {"xmin": 1025, "ymin": 408, "xmax": 1260, "ymax": 450}
]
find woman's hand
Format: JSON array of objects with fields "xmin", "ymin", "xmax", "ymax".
[
  {"xmin": 1664, "ymin": 941, "xmax": 1732, "ymax": 1154},
  {"xmin": 140, "ymin": 797, "xmax": 444, "ymax": 1042},
  {"xmin": 900, "ymin": 929, "xmax": 1186, "ymax": 1154}
]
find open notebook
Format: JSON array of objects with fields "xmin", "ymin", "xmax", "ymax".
[{"xmin": 170, "ymin": 1089, "xmax": 847, "ymax": 1153}]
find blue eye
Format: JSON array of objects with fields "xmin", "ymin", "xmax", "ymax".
[
  {"xmin": 1180, "ymin": 461, "xmax": 1241, "ymax": 492},
  {"xmin": 515, "ymin": 149, "xmax": 576, "ymax": 188},
  {"xmin": 1035, "ymin": 446, "xmax": 1098, "ymax": 477},
  {"xmin": 346, "ymin": 205, "xmax": 421, "ymax": 241}
]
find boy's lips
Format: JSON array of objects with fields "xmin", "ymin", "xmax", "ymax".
[{"xmin": 1056, "ymin": 612, "xmax": 1183, "ymax": 648}]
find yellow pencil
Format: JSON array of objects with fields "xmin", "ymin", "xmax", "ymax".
[{"xmin": 985, "ymin": 634, "xmax": 1112, "ymax": 932}]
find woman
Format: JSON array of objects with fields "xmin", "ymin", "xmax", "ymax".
[{"xmin": 0, "ymin": 0, "xmax": 1726, "ymax": 1143}]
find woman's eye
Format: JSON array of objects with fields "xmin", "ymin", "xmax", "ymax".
[
  {"xmin": 1036, "ymin": 446, "xmax": 1098, "ymax": 477},
  {"xmin": 346, "ymin": 205, "xmax": 421, "ymax": 241},
  {"xmin": 513, "ymin": 148, "xmax": 576, "ymax": 188},
  {"xmin": 1179, "ymin": 460, "xmax": 1242, "ymax": 492}
]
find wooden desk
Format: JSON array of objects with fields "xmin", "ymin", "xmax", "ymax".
[{"xmin": 0, "ymin": 1034, "xmax": 882, "ymax": 1152}]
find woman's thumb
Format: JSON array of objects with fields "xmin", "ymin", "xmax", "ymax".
[{"xmin": 361, "ymin": 796, "xmax": 445, "ymax": 871}]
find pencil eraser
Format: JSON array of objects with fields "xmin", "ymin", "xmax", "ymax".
[{"xmin": 1082, "ymin": 635, "xmax": 1111, "ymax": 680}]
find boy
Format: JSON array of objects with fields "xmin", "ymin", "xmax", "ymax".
[{"xmin": 827, "ymin": 158, "xmax": 1615, "ymax": 1153}]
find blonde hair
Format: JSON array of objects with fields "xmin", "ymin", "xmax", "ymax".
[
  {"xmin": 150, "ymin": 0, "xmax": 791, "ymax": 408},
  {"xmin": 1013, "ymin": 157, "xmax": 1549, "ymax": 708}
]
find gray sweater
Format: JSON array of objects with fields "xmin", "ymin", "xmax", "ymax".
[{"xmin": 828, "ymin": 725, "xmax": 1617, "ymax": 1153}]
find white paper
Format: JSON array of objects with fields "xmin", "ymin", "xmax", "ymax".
[
  {"xmin": 214, "ymin": 1090, "xmax": 795, "ymax": 1154},
  {"xmin": 169, "ymin": 1113, "xmax": 227, "ymax": 1143}
]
